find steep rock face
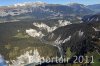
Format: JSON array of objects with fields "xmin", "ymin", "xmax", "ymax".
[
  {"xmin": 42, "ymin": 21, "xmax": 100, "ymax": 56},
  {"xmin": 82, "ymin": 13, "xmax": 100, "ymax": 22},
  {"xmin": 68, "ymin": 3, "xmax": 93, "ymax": 15}
]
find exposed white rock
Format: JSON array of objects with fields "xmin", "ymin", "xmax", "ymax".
[
  {"xmin": 26, "ymin": 20, "xmax": 71, "ymax": 38},
  {"xmin": 33, "ymin": 23, "xmax": 49, "ymax": 30},
  {"xmin": 92, "ymin": 27, "xmax": 100, "ymax": 31},
  {"xmin": 76, "ymin": 17, "xmax": 82, "ymax": 20},
  {"xmin": 10, "ymin": 49, "xmax": 43, "ymax": 66},
  {"xmin": 29, "ymin": 20, "xmax": 72, "ymax": 39},
  {"xmin": 54, "ymin": 36, "xmax": 71, "ymax": 45},
  {"xmin": 96, "ymin": 18, "xmax": 99, "ymax": 21},
  {"xmin": 33, "ymin": 20, "xmax": 71, "ymax": 33},
  {"xmin": 48, "ymin": 33, "xmax": 54, "ymax": 39},
  {"xmin": 50, "ymin": 26, "xmax": 58, "ymax": 32},
  {"xmin": 26, "ymin": 28, "xmax": 44, "ymax": 38},
  {"xmin": 55, "ymin": 36, "xmax": 63, "ymax": 45},
  {"xmin": 33, "ymin": 22, "xmax": 57, "ymax": 32},
  {"xmin": 89, "ymin": 18, "xmax": 95, "ymax": 22},
  {"xmin": 58, "ymin": 20, "xmax": 72, "ymax": 27},
  {"xmin": 62, "ymin": 36, "xmax": 71, "ymax": 43},
  {"xmin": 78, "ymin": 30, "xmax": 84, "ymax": 36}
]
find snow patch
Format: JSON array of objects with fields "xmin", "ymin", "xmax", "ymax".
[{"xmin": 14, "ymin": 1, "xmax": 47, "ymax": 7}]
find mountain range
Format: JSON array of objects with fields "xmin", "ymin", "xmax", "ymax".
[
  {"xmin": 0, "ymin": 2, "xmax": 100, "ymax": 22},
  {"xmin": 87, "ymin": 4, "xmax": 100, "ymax": 13}
]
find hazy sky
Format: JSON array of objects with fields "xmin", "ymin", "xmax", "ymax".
[{"xmin": 0, "ymin": 0, "xmax": 100, "ymax": 6}]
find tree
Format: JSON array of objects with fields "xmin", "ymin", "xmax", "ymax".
[{"xmin": 66, "ymin": 47, "xmax": 72, "ymax": 58}]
